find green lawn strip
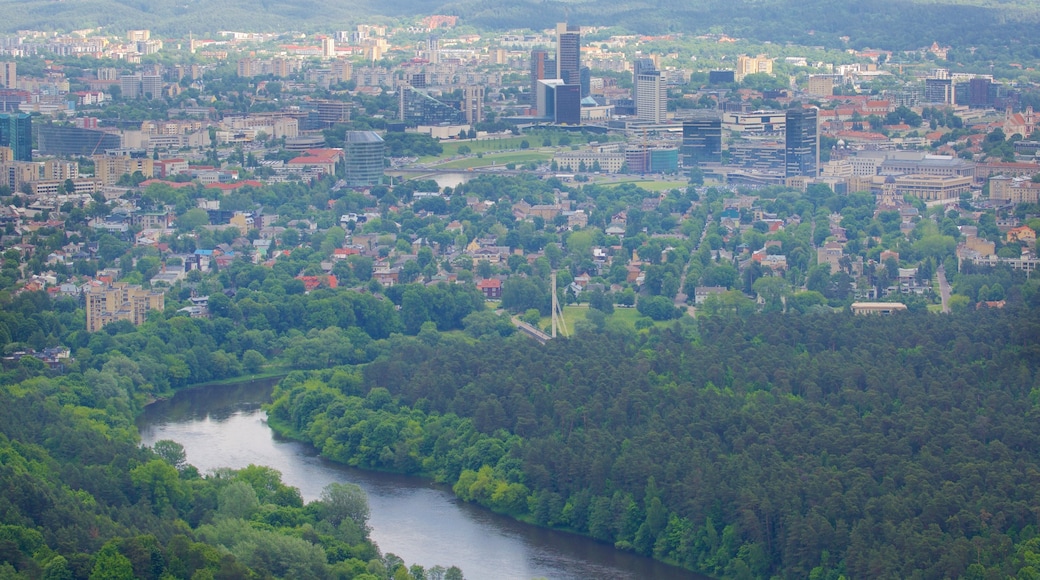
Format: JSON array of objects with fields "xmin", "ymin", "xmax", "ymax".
[
  {"xmin": 594, "ymin": 179, "xmax": 689, "ymax": 191},
  {"xmin": 431, "ymin": 151, "xmax": 552, "ymax": 169}
]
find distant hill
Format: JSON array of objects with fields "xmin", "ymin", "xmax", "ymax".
[{"xmin": 2, "ymin": 0, "xmax": 1039, "ymax": 51}]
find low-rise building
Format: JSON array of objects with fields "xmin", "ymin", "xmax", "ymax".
[{"xmin": 851, "ymin": 302, "xmax": 908, "ymax": 315}]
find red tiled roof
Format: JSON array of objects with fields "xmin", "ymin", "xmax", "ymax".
[
  {"xmin": 205, "ymin": 180, "xmax": 263, "ymax": 191},
  {"xmin": 140, "ymin": 179, "xmax": 195, "ymax": 189},
  {"xmin": 296, "ymin": 275, "xmax": 338, "ymax": 291}
]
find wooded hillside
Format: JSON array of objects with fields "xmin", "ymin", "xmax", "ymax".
[{"xmin": 271, "ymin": 300, "xmax": 1040, "ymax": 579}]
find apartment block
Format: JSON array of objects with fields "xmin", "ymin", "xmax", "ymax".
[
  {"xmin": 84, "ymin": 282, "xmax": 165, "ymax": 332},
  {"xmin": 92, "ymin": 155, "xmax": 154, "ymax": 185}
]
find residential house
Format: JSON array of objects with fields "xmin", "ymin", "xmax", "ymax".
[
  {"xmin": 694, "ymin": 286, "xmax": 727, "ymax": 305},
  {"xmin": 476, "ymin": 278, "xmax": 502, "ymax": 299},
  {"xmin": 296, "ymin": 274, "xmax": 338, "ymax": 292},
  {"xmin": 1007, "ymin": 226, "xmax": 1037, "ymax": 245}
]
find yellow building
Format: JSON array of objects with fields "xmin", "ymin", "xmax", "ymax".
[
  {"xmin": 84, "ymin": 282, "xmax": 165, "ymax": 332},
  {"xmin": 0, "ymin": 161, "xmax": 41, "ymax": 190},
  {"xmin": 894, "ymin": 174, "xmax": 972, "ymax": 202},
  {"xmin": 735, "ymin": 55, "xmax": 773, "ymax": 82},
  {"xmin": 92, "ymin": 155, "xmax": 154, "ymax": 185},
  {"xmin": 807, "ymin": 75, "xmax": 834, "ymax": 97}
]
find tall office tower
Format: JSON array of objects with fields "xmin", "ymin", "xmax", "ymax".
[
  {"xmin": 635, "ymin": 70, "xmax": 666, "ymax": 123},
  {"xmin": 579, "ymin": 66, "xmax": 591, "ymax": 98},
  {"xmin": 536, "ymin": 80, "xmax": 580, "ymax": 125},
  {"xmin": 556, "ymin": 23, "xmax": 580, "ymax": 85},
  {"xmin": 924, "ymin": 77, "xmax": 954, "ymax": 104},
  {"xmin": 632, "ymin": 57, "xmax": 656, "ymax": 100},
  {"xmin": 344, "ymin": 131, "xmax": 384, "ymax": 187},
  {"xmin": 969, "ymin": 78, "xmax": 993, "ymax": 108},
  {"xmin": 632, "ymin": 57, "xmax": 656, "ymax": 88},
  {"xmin": 462, "ymin": 86, "xmax": 484, "ymax": 125},
  {"xmin": 530, "ymin": 49, "xmax": 555, "ymax": 105},
  {"xmin": 785, "ymin": 107, "xmax": 819, "ymax": 178},
  {"xmin": 0, "ymin": 62, "xmax": 15, "ymax": 89},
  {"xmin": 0, "ymin": 113, "xmax": 31, "ymax": 161},
  {"xmin": 554, "ymin": 84, "xmax": 581, "ymax": 125},
  {"xmin": 682, "ymin": 115, "xmax": 722, "ymax": 165}
]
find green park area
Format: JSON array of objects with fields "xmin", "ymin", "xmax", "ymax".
[
  {"xmin": 595, "ymin": 178, "xmax": 689, "ymax": 191},
  {"xmin": 431, "ymin": 150, "xmax": 553, "ymax": 169}
]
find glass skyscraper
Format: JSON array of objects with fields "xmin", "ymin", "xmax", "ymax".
[
  {"xmin": 0, "ymin": 113, "xmax": 31, "ymax": 161},
  {"xmin": 785, "ymin": 107, "xmax": 819, "ymax": 178},
  {"xmin": 682, "ymin": 116, "xmax": 722, "ymax": 165},
  {"xmin": 344, "ymin": 131, "xmax": 384, "ymax": 187}
]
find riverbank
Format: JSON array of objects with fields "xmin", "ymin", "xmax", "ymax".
[
  {"xmin": 141, "ymin": 367, "xmax": 289, "ymax": 408},
  {"xmin": 140, "ymin": 379, "xmax": 707, "ymax": 580},
  {"xmin": 263, "ymin": 381, "xmax": 709, "ymax": 579}
]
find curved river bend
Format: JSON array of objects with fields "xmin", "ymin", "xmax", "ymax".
[{"xmin": 138, "ymin": 379, "xmax": 710, "ymax": 580}]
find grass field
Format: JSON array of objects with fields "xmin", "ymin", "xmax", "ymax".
[
  {"xmin": 592, "ymin": 179, "xmax": 689, "ymax": 192},
  {"xmin": 431, "ymin": 151, "xmax": 553, "ymax": 169},
  {"xmin": 422, "ymin": 131, "xmax": 603, "ymax": 162},
  {"xmin": 436, "ymin": 137, "xmax": 530, "ymax": 158}
]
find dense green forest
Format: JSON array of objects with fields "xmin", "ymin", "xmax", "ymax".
[
  {"xmin": 0, "ymin": 374, "xmax": 421, "ymax": 579},
  {"xmin": 3, "ymin": 0, "xmax": 1040, "ymax": 51},
  {"xmin": 0, "ymin": 272, "xmax": 489, "ymax": 579},
  {"xmin": 267, "ymin": 293, "xmax": 1040, "ymax": 579}
]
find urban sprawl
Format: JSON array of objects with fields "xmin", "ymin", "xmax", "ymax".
[{"xmin": 1, "ymin": 17, "xmax": 1039, "ymax": 347}]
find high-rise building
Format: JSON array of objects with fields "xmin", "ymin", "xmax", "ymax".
[
  {"xmin": 322, "ymin": 37, "xmax": 336, "ymax": 59},
  {"xmin": 0, "ymin": 113, "xmax": 31, "ymax": 161},
  {"xmin": 331, "ymin": 59, "xmax": 352, "ymax": 83},
  {"xmin": 635, "ymin": 70, "xmax": 666, "ymax": 123},
  {"xmin": 969, "ymin": 78, "xmax": 993, "ymax": 108},
  {"xmin": 85, "ymin": 282, "xmax": 164, "ymax": 332},
  {"xmin": 426, "ymin": 36, "xmax": 440, "ymax": 64},
  {"xmin": 311, "ymin": 100, "xmax": 352, "ymax": 128},
  {"xmin": 0, "ymin": 62, "xmax": 15, "ymax": 89},
  {"xmin": 93, "ymin": 153, "xmax": 154, "ymax": 185},
  {"xmin": 632, "ymin": 58, "xmax": 655, "ymax": 100},
  {"xmin": 462, "ymin": 86, "xmax": 484, "ymax": 125},
  {"xmin": 237, "ymin": 58, "xmax": 258, "ymax": 78},
  {"xmin": 682, "ymin": 115, "xmax": 722, "ymax": 165},
  {"xmin": 735, "ymin": 55, "xmax": 773, "ymax": 82},
  {"xmin": 344, "ymin": 131, "xmax": 384, "ymax": 187},
  {"xmin": 556, "ymin": 23, "xmax": 580, "ymax": 85},
  {"xmin": 924, "ymin": 78, "xmax": 954, "ymax": 104},
  {"xmin": 536, "ymin": 80, "xmax": 580, "ymax": 125},
  {"xmin": 807, "ymin": 75, "xmax": 834, "ymax": 97},
  {"xmin": 141, "ymin": 75, "xmax": 163, "ymax": 100},
  {"xmin": 36, "ymin": 124, "xmax": 121, "ymax": 157},
  {"xmin": 399, "ymin": 86, "xmax": 465, "ymax": 125},
  {"xmin": 530, "ymin": 49, "xmax": 555, "ymax": 105},
  {"xmin": 554, "ymin": 84, "xmax": 581, "ymax": 125},
  {"xmin": 119, "ymin": 74, "xmax": 141, "ymax": 99},
  {"xmin": 785, "ymin": 107, "xmax": 819, "ymax": 178}
]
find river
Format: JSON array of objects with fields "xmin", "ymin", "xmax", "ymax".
[{"xmin": 137, "ymin": 379, "xmax": 711, "ymax": 580}]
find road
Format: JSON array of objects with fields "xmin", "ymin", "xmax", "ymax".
[
  {"xmin": 936, "ymin": 264, "xmax": 951, "ymax": 314},
  {"xmin": 674, "ymin": 212, "xmax": 711, "ymax": 314}
]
